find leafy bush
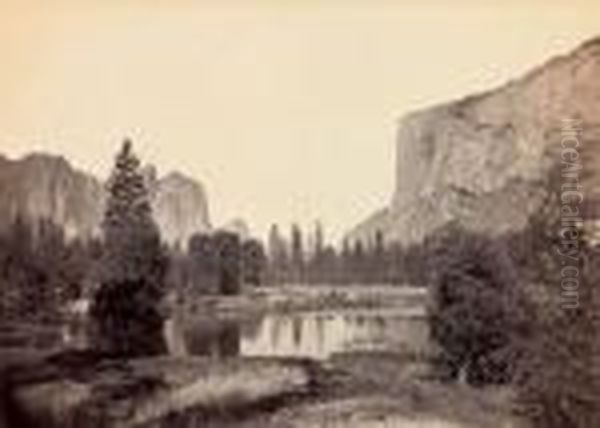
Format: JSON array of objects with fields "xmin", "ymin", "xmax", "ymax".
[{"xmin": 426, "ymin": 222, "xmax": 526, "ymax": 385}]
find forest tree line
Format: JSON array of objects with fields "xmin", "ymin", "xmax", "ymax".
[
  {"xmin": 0, "ymin": 213, "xmax": 430, "ymax": 323},
  {"xmin": 264, "ymin": 223, "xmax": 429, "ymax": 286}
]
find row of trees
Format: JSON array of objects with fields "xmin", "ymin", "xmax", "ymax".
[
  {"xmin": 169, "ymin": 231, "xmax": 267, "ymax": 297},
  {"xmin": 0, "ymin": 217, "xmax": 98, "ymax": 322},
  {"xmin": 266, "ymin": 223, "xmax": 427, "ymax": 286},
  {"xmin": 0, "ymin": 213, "xmax": 429, "ymax": 327},
  {"xmin": 0, "ymin": 213, "xmax": 426, "ymax": 327}
]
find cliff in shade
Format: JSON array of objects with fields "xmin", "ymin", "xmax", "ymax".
[
  {"xmin": 347, "ymin": 38, "xmax": 600, "ymax": 246},
  {"xmin": 0, "ymin": 153, "xmax": 211, "ymax": 245}
]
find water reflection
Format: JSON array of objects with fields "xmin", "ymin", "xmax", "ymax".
[
  {"xmin": 167, "ymin": 309, "xmax": 428, "ymax": 360},
  {"xmin": 292, "ymin": 316, "xmax": 303, "ymax": 349},
  {"xmin": 165, "ymin": 317, "xmax": 242, "ymax": 358}
]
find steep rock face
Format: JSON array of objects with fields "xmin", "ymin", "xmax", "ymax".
[
  {"xmin": 152, "ymin": 172, "xmax": 211, "ymax": 246},
  {"xmin": 0, "ymin": 153, "xmax": 104, "ymax": 238},
  {"xmin": 348, "ymin": 38, "xmax": 600, "ymax": 246},
  {"xmin": 0, "ymin": 154, "xmax": 211, "ymax": 244}
]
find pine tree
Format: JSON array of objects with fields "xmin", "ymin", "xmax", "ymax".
[
  {"xmin": 339, "ymin": 239, "xmax": 352, "ymax": 284},
  {"xmin": 242, "ymin": 238, "xmax": 266, "ymax": 286},
  {"xmin": 268, "ymin": 224, "xmax": 288, "ymax": 285},
  {"xmin": 90, "ymin": 140, "xmax": 168, "ymax": 356},
  {"xmin": 214, "ymin": 230, "xmax": 242, "ymax": 295},
  {"xmin": 188, "ymin": 232, "xmax": 218, "ymax": 294},
  {"xmin": 351, "ymin": 240, "xmax": 366, "ymax": 284},
  {"xmin": 314, "ymin": 221, "xmax": 324, "ymax": 257},
  {"xmin": 0, "ymin": 216, "xmax": 36, "ymax": 320},
  {"xmin": 309, "ymin": 221, "xmax": 325, "ymax": 284},
  {"xmin": 371, "ymin": 230, "xmax": 387, "ymax": 284},
  {"xmin": 291, "ymin": 224, "xmax": 304, "ymax": 283}
]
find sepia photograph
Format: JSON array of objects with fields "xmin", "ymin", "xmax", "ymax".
[{"xmin": 0, "ymin": 1, "xmax": 599, "ymax": 427}]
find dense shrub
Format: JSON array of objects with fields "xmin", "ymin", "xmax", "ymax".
[
  {"xmin": 426, "ymin": 222, "xmax": 527, "ymax": 385},
  {"xmin": 213, "ymin": 231, "xmax": 242, "ymax": 295},
  {"xmin": 511, "ymin": 239, "xmax": 600, "ymax": 427},
  {"xmin": 511, "ymin": 204, "xmax": 600, "ymax": 426}
]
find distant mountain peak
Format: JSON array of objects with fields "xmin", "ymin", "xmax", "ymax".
[
  {"xmin": 153, "ymin": 169, "xmax": 211, "ymax": 245},
  {"xmin": 0, "ymin": 150, "xmax": 212, "ymax": 245}
]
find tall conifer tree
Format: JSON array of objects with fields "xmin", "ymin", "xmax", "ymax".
[{"xmin": 90, "ymin": 140, "xmax": 167, "ymax": 356}]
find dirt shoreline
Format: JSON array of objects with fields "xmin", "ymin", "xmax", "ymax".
[
  {"xmin": 0, "ymin": 347, "xmax": 521, "ymax": 428},
  {"xmin": 0, "ymin": 350, "xmax": 316, "ymax": 428}
]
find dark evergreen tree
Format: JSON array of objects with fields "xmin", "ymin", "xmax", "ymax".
[
  {"xmin": 0, "ymin": 216, "xmax": 37, "ymax": 320},
  {"xmin": 388, "ymin": 243, "xmax": 406, "ymax": 285},
  {"xmin": 339, "ymin": 239, "xmax": 352, "ymax": 284},
  {"xmin": 242, "ymin": 238, "xmax": 266, "ymax": 286},
  {"xmin": 320, "ymin": 245, "xmax": 338, "ymax": 285},
  {"xmin": 35, "ymin": 218, "xmax": 76, "ymax": 314},
  {"xmin": 90, "ymin": 140, "xmax": 168, "ymax": 356},
  {"xmin": 313, "ymin": 221, "xmax": 324, "ymax": 258},
  {"xmin": 267, "ymin": 224, "xmax": 288, "ymax": 285},
  {"xmin": 290, "ymin": 223, "xmax": 304, "ymax": 283},
  {"xmin": 188, "ymin": 232, "xmax": 218, "ymax": 294},
  {"xmin": 214, "ymin": 230, "xmax": 242, "ymax": 295},
  {"xmin": 308, "ymin": 221, "xmax": 326, "ymax": 284},
  {"xmin": 166, "ymin": 244, "xmax": 191, "ymax": 304},
  {"xmin": 370, "ymin": 230, "xmax": 387, "ymax": 284},
  {"xmin": 351, "ymin": 240, "xmax": 366, "ymax": 284},
  {"xmin": 0, "ymin": 217, "xmax": 94, "ymax": 322}
]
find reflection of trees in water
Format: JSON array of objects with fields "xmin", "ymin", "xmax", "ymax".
[
  {"xmin": 238, "ymin": 310, "xmax": 429, "ymax": 359},
  {"xmin": 270, "ymin": 316, "xmax": 282, "ymax": 350},
  {"xmin": 375, "ymin": 315, "xmax": 387, "ymax": 328},
  {"xmin": 315, "ymin": 315, "xmax": 325, "ymax": 354},
  {"xmin": 183, "ymin": 319, "xmax": 241, "ymax": 357},
  {"xmin": 292, "ymin": 316, "xmax": 303, "ymax": 348},
  {"xmin": 239, "ymin": 317, "xmax": 262, "ymax": 342},
  {"xmin": 218, "ymin": 321, "xmax": 240, "ymax": 356},
  {"xmin": 356, "ymin": 315, "xmax": 366, "ymax": 326}
]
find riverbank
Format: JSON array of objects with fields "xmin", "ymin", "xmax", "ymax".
[
  {"xmin": 190, "ymin": 351, "xmax": 521, "ymax": 428},
  {"xmin": 177, "ymin": 285, "xmax": 427, "ymax": 320},
  {"xmin": 1, "ymin": 347, "xmax": 522, "ymax": 428},
  {"xmin": 1, "ymin": 350, "xmax": 314, "ymax": 428},
  {"xmin": 268, "ymin": 351, "xmax": 521, "ymax": 428}
]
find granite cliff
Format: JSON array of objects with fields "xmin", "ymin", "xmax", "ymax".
[
  {"xmin": 348, "ymin": 38, "xmax": 600, "ymax": 246},
  {"xmin": 151, "ymin": 170, "xmax": 211, "ymax": 246},
  {"xmin": 0, "ymin": 153, "xmax": 211, "ymax": 245}
]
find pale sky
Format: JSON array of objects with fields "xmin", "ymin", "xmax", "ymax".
[{"xmin": 0, "ymin": 0, "xmax": 599, "ymax": 243}]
